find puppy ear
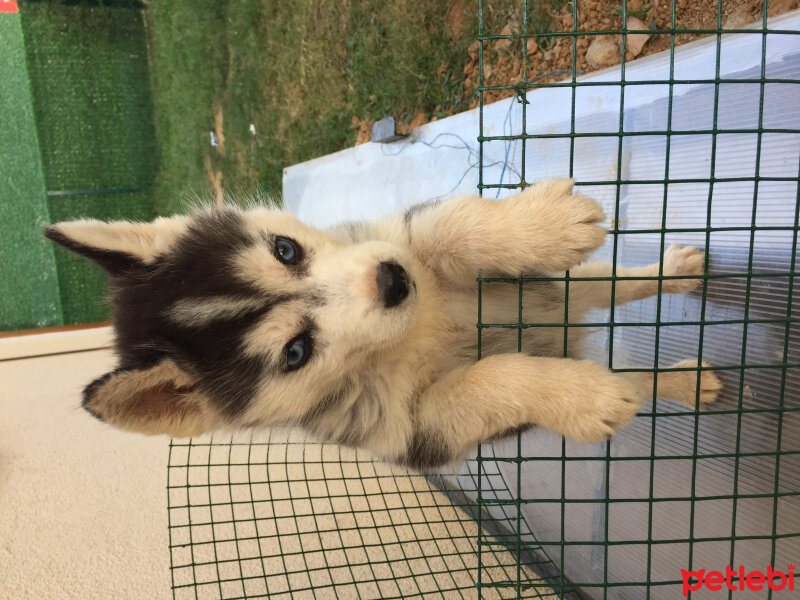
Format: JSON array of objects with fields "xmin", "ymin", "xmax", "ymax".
[
  {"xmin": 43, "ymin": 216, "xmax": 189, "ymax": 277},
  {"xmin": 83, "ymin": 360, "xmax": 221, "ymax": 438}
]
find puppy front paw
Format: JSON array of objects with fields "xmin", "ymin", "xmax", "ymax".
[
  {"xmin": 663, "ymin": 360, "xmax": 723, "ymax": 409},
  {"xmin": 661, "ymin": 245, "xmax": 707, "ymax": 294},
  {"xmin": 551, "ymin": 361, "xmax": 642, "ymax": 443},
  {"xmin": 513, "ymin": 179, "xmax": 607, "ymax": 271}
]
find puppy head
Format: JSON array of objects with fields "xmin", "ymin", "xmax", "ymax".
[{"xmin": 45, "ymin": 206, "xmax": 419, "ymax": 437}]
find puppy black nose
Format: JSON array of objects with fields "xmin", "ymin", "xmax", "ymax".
[{"xmin": 377, "ymin": 261, "xmax": 409, "ymax": 308}]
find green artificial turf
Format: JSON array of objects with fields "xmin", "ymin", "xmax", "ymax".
[
  {"xmin": 0, "ymin": 10, "xmax": 62, "ymax": 331},
  {"xmin": 20, "ymin": 1, "xmax": 157, "ymax": 326}
]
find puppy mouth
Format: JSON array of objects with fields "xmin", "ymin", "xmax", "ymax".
[{"xmin": 376, "ymin": 261, "xmax": 412, "ymax": 309}]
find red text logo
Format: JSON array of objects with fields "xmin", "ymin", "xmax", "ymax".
[{"xmin": 681, "ymin": 565, "xmax": 795, "ymax": 596}]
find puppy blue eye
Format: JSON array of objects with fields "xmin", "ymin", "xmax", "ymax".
[
  {"xmin": 275, "ymin": 237, "xmax": 298, "ymax": 264},
  {"xmin": 285, "ymin": 334, "xmax": 311, "ymax": 370}
]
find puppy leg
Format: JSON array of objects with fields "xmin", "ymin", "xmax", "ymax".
[
  {"xmin": 404, "ymin": 355, "xmax": 645, "ymax": 468},
  {"xmin": 618, "ymin": 360, "xmax": 723, "ymax": 409},
  {"xmin": 565, "ymin": 245, "xmax": 707, "ymax": 315},
  {"xmin": 405, "ymin": 179, "xmax": 607, "ymax": 286}
]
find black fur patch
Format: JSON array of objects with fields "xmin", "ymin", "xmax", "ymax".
[
  {"xmin": 403, "ymin": 428, "xmax": 453, "ymax": 470},
  {"xmin": 107, "ymin": 208, "xmax": 285, "ymax": 418},
  {"xmin": 165, "ymin": 308, "xmax": 275, "ymax": 417},
  {"xmin": 44, "ymin": 227, "xmax": 151, "ymax": 277}
]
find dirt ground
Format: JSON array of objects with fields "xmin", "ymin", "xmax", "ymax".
[
  {"xmin": 469, "ymin": 0, "xmax": 798, "ymax": 105},
  {"xmin": 355, "ymin": 0, "xmax": 798, "ymax": 142}
]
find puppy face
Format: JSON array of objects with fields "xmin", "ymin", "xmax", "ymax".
[{"xmin": 45, "ymin": 206, "xmax": 418, "ymax": 436}]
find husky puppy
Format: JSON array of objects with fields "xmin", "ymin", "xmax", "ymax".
[{"xmin": 45, "ymin": 179, "xmax": 721, "ymax": 468}]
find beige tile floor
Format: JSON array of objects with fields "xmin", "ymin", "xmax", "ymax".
[
  {"xmin": 168, "ymin": 431, "xmax": 557, "ymax": 599},
  {"xmin": 1, "ymin": 348, "xmax": 555, "ymax": 599},
  {"xmin": 1, "ymin": 349, "xmax": 171, "ymax": 599}
]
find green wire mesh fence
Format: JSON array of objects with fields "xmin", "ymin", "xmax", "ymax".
[
  {"xmin": 472, "ymin": 1, "xmax": 799, "ymax": 598},
  {"xmin": 168, "ymin": 431, "xmax": 565, "ymax": 599},
  {"xmin": 168, "ymin": 1, "xmax": 799, "ymax": 598}
]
